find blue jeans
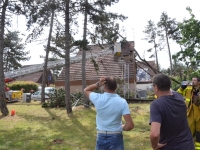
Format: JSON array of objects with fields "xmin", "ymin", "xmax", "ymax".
[{"xmin": 95, "ymin": 133, "xmax": 124, "ymax": 150}]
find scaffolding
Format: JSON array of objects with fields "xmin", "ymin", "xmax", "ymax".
[{"xmin": 123, "ymin": 63, "xmax": 130, "ymax": 98}]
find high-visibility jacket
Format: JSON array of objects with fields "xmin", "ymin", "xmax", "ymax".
[
  {"xmin": 177, "ymin": 85, "xmax": 193, "ymax": 104},
  {"xmin": 177, "ymin": 86, "xmax": 193, "ymax": 116},
  {"xmin": 178, "ymin": 86, "xmax": 200, "ymax": 149},
  {"xmin": 177, "ymin": 85, "xmax": 200, "ymax": 116}
]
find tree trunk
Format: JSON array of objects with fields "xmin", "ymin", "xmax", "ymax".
[
  {"xmin": 165, "ymin": 30, "xmax": 173, "ymax": 76},
  {"xmin": 153, "ymin": 40, "xmax": 159, "ymax": 72},
  {"xmin": 132, "ymin": 46, "xmax": 137, "ymax": 98},
  {"xmin": 65, "ymin": 0, "xmax": 72, "ymax": 114},
  {"xmin": 82, "ymin": 0, "xmax": 89, "ymax": 107},
  {"xmin": 0, "ymin": 0, "xmax": 9, "ymax": 116},
  {"xmin": 173, "ymin": 58, "xmax": 177, "ymax": 76},
  {"xmin": 5, "ymin": 50, "xmax": 9, "ymax": 71},
  {"xmin": 41, "ymin": 4, "xmax": 55, "ymax": 103}
]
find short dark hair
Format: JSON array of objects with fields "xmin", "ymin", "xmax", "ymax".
[
  {"xmin": 153, "ymin": 74, "xmax": 171, "ymax": 91},
  {"xmin": 105, "ymin": 76, "xmax": 117, "ymax": 91},
  {"xmin": 193, "ymin": 76, "xmax": 200, "ymax": 82}
]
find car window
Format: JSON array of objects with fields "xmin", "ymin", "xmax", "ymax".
[
  {"xmin": 34, "ymin": 91, "xmax": 41, "ymax": 95},
  {"xmin": 45, "ymin": 88, "xmax": 55, "ymax": 92},
  {"xmin": 37, "ymin": 87, "xmax": 55, "ymax": 94}
]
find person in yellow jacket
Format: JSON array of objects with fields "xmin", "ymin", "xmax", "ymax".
[{"xmin": 177, "ymin": 77, "xmax": 200, "ymax": 150}]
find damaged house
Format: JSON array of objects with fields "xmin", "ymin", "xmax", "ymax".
[{"xmin": 55, "ymin": 41, "xmax": 157, "ymax": 98}]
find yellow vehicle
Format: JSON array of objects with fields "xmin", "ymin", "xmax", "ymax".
[
  {"xmin": 5, "ymin": 78, "xmax": 23, "ymax": 102},
  {"xmin": 5, "ymin": 90, "xmax": 23, "ymax": 102}
]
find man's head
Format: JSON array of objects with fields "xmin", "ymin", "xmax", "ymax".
[
  {"xmin": 192, "ymin": 76, "xmax": 200, "ymax": 87},
  {"xmin": 104, "ymin": 76, "xmax": 117, "ymax": 92},
  {"xmin": 152, "ymin": 74, "xmax": 171, "ymax": 96}
]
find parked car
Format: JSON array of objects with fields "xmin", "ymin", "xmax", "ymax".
[
  {"xmin": 31, "ymin": 91, "xmax": 49, "ymax": 101},
  {"xmin": 44, "ymin": 87, "xmax": 55, "ymax": 94},
  {"xmin": 38, "ymin": 86, "xmax": 55, "ymax": 93}
]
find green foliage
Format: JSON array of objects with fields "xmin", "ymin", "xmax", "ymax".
[
  {"xmin": 1, "ymin": 0, "xmax": 39, "ymax": 34},
  {"xmin": 90, "ymin": 58, "xmax": 99, "ymax": 75},
  {"xmin": 173, "ymin": 7, "xmax": 200, "ymax": 78},
  {"xmin": 7, "ymin": 81, "xmax": 38, "ymax": 92},
  {"xmin": 146, "ymin": 92, "xmax": 155, "ymax": 99},
  {"xmin": 73, "ymin": 40, "xmax": 90, "ymax": 50},
  {"xmin": 3, "ymin": 31, "xmax": 30, "ymax": 71},
  {"xmin": 157, "ymin": 12, "xmax": 178, "ymax": 75},
  {"xmin": 70, "ymin": 90, "xmax": 91, "ymax": 107},
  {"xmin": 190, "ymin": 70, "xmax": 200, "ymax": 79},
  {"xmin": 143, "ymin": 20, "xmax": 157, "ymax": 45},
  {"xmin": 157, "ymin": 12, "xmax": 178, "ymax": 40},
  {"xmin": 170, "ymin": 76, "xmax": 182, "ymax": 91},
  {"xmin": 42, "ymin": 88, "xmax": 66, "ymax": 108},
  {"xmin": 42, "ymin": 89, "xmax": 88, "ymax": 108},
  {"xmin": 143, "ymin": 20, "xmax": 160, "ymax": 71},
  {"xmin": 85, "ymin": 0, "xmax": 127, "ymax": 45}
]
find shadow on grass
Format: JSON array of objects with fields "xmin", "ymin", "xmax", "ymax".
[
  {"xmin": 43, "ymin": 106, "xmax": 97, "ymax": 134},
  {"xmin": 0, "ymin": 115, "xmax": 6, "ymax": 120},
  {"xmin": 10, "ymin": 105, "xmax": 98, "ymax": 149},
  {"xmin": 7, "ymin": 101, "xmax": 42, "ymax": 106},
  {"xmin": 1, "ymin": 103, "xmax": 152, "ymax": 150}
]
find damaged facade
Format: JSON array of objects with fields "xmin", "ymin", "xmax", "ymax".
[{"xmin": 55, "ymin": 41, "xmax": 157, "ymax": 94}]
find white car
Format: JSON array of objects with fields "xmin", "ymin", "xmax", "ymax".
[
  {"xmin": 38, "ymin": 86, "xmax": 55, "ymax": 94},
  {"xmin": 44, "ymin": 87, "xmax": 55, "ymax": 94},
  {"xmin": 31, "ymin": 91, "xmax": 50, "ymax": 101}
]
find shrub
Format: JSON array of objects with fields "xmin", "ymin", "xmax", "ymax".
[
  {"xmin": 42, "ymin": 88, "xmax": 92, "ymax": 108},
  {"xmin": 42, "ymin": 88, "xmax": 66, "ymax": 108},
  {"xmin": 7, "ymin": 81, "xmax": 38, "ymax": 93}
]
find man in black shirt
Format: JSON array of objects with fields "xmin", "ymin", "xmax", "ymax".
[{"xmin": 149, "ymin": 74, "xmax": 194, "ymax": 150}]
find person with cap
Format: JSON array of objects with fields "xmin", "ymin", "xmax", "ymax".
[{"xmin": 177, "ymin": 76, "xmax": 200, "ymax": 149}]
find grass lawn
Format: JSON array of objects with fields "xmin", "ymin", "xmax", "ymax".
[{"xmin": 0, "ymin": 101, "xmax": 152, "ymax": 150}]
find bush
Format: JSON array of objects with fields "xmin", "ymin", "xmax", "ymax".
[
  {"xmin": 42, "ymin": 88, "xmax": 66, "ymax": 108},
  {"xmin": 7, "ymin": 81, "xmax": 38, "ymax": 93},
  {"xmin": 42, "ymin": 89, "xmax": 92, "ymax": 108}
]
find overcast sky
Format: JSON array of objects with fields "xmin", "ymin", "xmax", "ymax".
[
  {"xmin": 108, "ymin": 0, "xmax": 200, "ymax": 69},
  {"xmin": 12, "ymin": 0, "xmax": 200, "ymax": 69}
]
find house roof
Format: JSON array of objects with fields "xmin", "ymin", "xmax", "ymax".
[
  {"xmin": 15, "ymin": 71, "xmax": 44, "ymax": 83},
  {"xmin": 15, "ymin": 67, "xmax": 55, "ymax": 84},
  {"xmin": 56, "ymin": 41, "xmax": 156, "ymax": 84}
]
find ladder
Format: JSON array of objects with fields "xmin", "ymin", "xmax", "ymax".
[
  {"xmin": 123, "ymin": 63, "xmax": 130, "ymax": 98},
  {"xmin": 4, "ymin": 49, "xmax": 113, "ymax": 79}
]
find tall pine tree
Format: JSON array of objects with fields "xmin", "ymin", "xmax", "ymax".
[
  {"xmin": 4, "ymin": 31, "xmax": 30, "ymax": 71},
  {"xmin": 0, "ymin": 0, "xmax": 35, "ymax": 115},
  {"xmin": 143, "ymin": 20, "xmax": 160, "ymax": 72},
  {"xmin": 157, "ymin": 12, "xmax": 177, "ymax": 75}
]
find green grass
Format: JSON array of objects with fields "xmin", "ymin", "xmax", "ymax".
[{"xmin": 0, "ymin": 101, "xmax": 152, "ymax": 150}]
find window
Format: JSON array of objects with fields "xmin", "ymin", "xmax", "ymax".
[{"xmin": 137, "ymin": 68, "xmax": 151, "ymax": 82}]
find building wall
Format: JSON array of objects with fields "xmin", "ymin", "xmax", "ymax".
[
  {"xmin": 55, "ymin": 82, "xmax": 152, "ymax": 93},
  {"xmin": 55, "ymin": 85, "xmax": 83, "ymax": 93},
  {"xmin": 136, "ymin": 83, "xmax": 152, "ymax": 91},
  {"xmin": 70, "ymin": 85, "xmax": 82, "ymax": 93}
]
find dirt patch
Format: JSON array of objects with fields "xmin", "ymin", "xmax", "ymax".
[{"xmin": 51, "ymin": 139, "xmax": 64, "ymax": 144}]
